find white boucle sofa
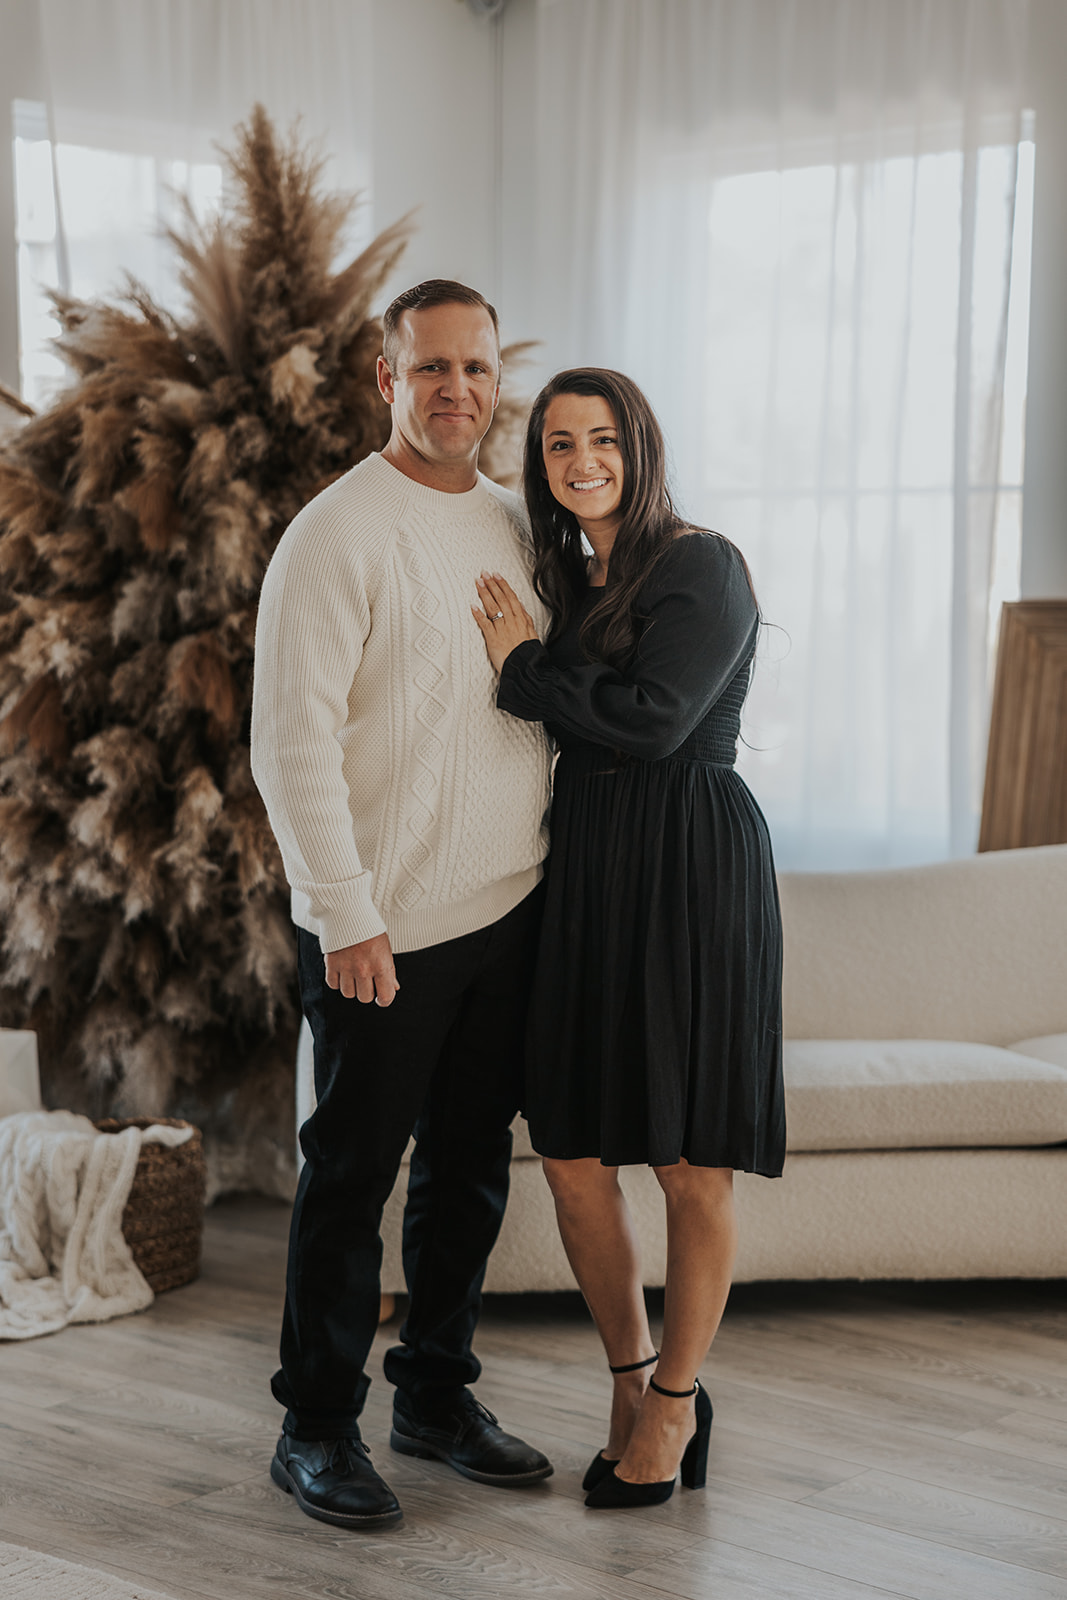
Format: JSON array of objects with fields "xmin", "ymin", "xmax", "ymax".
[{"xmin": 298, "ymin": 843, "xmax": 1067, "ymax": 1288}]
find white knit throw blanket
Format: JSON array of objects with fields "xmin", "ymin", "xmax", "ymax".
[{"xmin": 0, "ymin": 1111, "xmax": 191, "ymax": 1340}]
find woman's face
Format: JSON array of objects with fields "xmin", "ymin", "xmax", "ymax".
[{"xmin": 541, "ymin": 392, "xmax": 625, "ymax": 538}]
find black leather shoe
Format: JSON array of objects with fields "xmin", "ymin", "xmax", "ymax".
[
  {"xmin": 391, "ymin": 1391, "xmax": 553, "ymax": 1486},
  {"xmin": 271, "ymin": 1434, "xmax": 402, "ymax": 1529}
]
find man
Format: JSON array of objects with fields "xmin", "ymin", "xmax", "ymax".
[{"xmin": 251, "ymin": 280, "xmax": 553, "ymax": 1530}]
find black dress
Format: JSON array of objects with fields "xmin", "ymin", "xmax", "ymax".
[{"xmin": 497, "ymin": 532, "xmax": 785, "ymax": 1176}]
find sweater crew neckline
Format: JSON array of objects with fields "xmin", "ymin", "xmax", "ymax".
[{"xmin": 368, "ymin": 451, "xmax": 493, "ymax": 515}]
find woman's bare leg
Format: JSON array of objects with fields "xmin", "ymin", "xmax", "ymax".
[
  {"xmin": 614, "ymin": 1162, "xmax": 737, "ymax": 1484},
  {"xmin": 542, "ymin": 1156, "xmax": 658, "ymax": 1459}
]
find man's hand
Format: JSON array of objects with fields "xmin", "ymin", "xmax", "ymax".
[{"xmin": 325, "ymin": 933, "xmax": 400, "ymax": 1006}]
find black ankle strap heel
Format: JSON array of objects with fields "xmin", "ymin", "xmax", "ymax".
[
  {"xmin": 584, "ymin": 1375, "xmax": 714, "ymax": 1508},
  {"xmin": 581, "ymin": 1353, "xmax": 659, "ymax": 1492},
  {"xmin": 647, "ymin": 1377, "xmax": 713, "ymax": 1490},
  {"xmin": 609, "ymin": 1352, "xmax": 659, "ymax": 1375},
  {"xmin": 647, "ymin": 1376, "xmax": 695, "ymax": 1397}
]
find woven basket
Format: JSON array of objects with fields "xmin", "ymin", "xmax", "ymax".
[{"xmin": 95, "ymin": 1117, "xmax": 207, "ymax": 1293}]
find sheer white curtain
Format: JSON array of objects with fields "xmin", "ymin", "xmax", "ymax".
[
  {"xmin": 18, "ymin": 0, "xmax": 373, "ymax": 402},
  {"xmin": 534, "ymin": 0, "xmax": 1033, "ymax": 869}
]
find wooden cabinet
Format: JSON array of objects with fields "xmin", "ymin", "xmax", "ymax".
[{"xmin": 979, "ymin": 600, "xmax": 1067, "ymax": 851}]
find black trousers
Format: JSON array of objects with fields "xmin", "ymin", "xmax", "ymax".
[{"xmin": 271, "ymin": 886, "xmax": 542, "ymax": 1438}]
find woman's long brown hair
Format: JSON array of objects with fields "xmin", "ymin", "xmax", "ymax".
[{"xmin": 522, "ymin": 368, "xmax": 686, "ymax": 668}]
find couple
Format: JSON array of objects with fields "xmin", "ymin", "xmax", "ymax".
[{"xmin": 250, "ymin": 279, "xmax": 785, "ymax": 1530}]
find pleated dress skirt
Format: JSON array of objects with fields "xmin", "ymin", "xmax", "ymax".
[{"xmin": 524, "ymin": 741, "xmax": 786, "ymax": 1175}]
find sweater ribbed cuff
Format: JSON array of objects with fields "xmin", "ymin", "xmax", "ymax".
[{"xmin": 291, "ymin": 887, "xmax": 389, "ymax": 954}]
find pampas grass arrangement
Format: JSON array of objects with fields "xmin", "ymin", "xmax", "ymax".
[{"xmin": 0, "ymin": 106, "xmax": 529, "ymax": 1196}]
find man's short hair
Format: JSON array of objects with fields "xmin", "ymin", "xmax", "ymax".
[{"xmin": 381, "ymin": 280, "xmax": 501, "ymax": 373}]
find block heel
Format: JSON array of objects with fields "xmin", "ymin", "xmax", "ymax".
[{"xmin": 679, "ymin": 1381, "xmax": 712, "ymax": 1489}]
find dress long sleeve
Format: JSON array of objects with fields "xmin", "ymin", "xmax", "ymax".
[{"xmin": 497, "ymin": 532, "xmax": 758, "ymax": 760}]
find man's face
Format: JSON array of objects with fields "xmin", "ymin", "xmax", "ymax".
[{"xmin": 377, "ymin": 303, "xmax": 500, "ymax": 471}]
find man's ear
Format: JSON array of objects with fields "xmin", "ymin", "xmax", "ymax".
[{"xmin": 377, "ymin": 355, "xmax": 395, "ymax": 404}]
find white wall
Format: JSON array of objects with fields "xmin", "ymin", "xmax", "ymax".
[
  {"xmin": 368, "ymin": 0, "xmax": 500, "ymax": 300},
  {"xmin": 369, "ymin": 0, "xmax": 543, "ymax": 359},
  {"xmin": 498, "ymin": 0, "xmax": 541, "ymax": 354}
]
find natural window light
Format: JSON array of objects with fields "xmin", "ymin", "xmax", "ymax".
[
  {"xmin": 718, "ymin": 137, "xmax": 1035, "ymax": 867},
  {"xmin": 13, "ymin": 100, "xmax": 222, "ymax": 409}
]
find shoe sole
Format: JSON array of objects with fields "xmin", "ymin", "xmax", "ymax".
[
  {"xmin": 270, "ymin": 1455, "xmax": 403, "ymax": 1529},
  {"xmin": 389, "ymin": 1427, "xmax": 554, "ymax": 1487}
]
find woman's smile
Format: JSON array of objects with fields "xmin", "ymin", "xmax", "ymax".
[{"xmin": 541, "ymin": 391, "xmax": 625, "ymax": 536}]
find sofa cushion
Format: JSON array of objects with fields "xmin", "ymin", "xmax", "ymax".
[
  {"xmin": 778, "ymin": 844, "xmax": 1067, "ymax": 1047},
  {"xmin": 1010, "ymin": 1034, "xmax": 1067, "ymax": 1072},
  {"xmin": 402, "ymin": 1038, "xmax": 1067, "ymax": 1168},
  {"xmin": 784, "ymin": 1039, "xmax": 1067, "ymax": 1152}
]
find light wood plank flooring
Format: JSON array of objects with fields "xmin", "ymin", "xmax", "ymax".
[{"xmin": 1, "ymin": 1196, "xmax": 1066, "ymax": 1599}]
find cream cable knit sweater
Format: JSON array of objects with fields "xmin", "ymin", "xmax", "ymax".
[{"xmin": 251, "ymin": 453, "xmax": 552, "ymax": 954}]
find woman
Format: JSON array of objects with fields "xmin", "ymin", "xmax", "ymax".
[{"xmin": 472, "ymin": 369, "xmax": 785, "ymax": 1509}]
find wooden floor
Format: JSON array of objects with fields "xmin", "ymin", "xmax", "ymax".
[{"xmin": 2, "ymin": 1198, "xmax": 1066, "ymax": 1600}]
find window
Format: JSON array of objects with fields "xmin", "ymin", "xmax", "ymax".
[
  {"xmin": 13, "ymin": 100, "xmax": 221, "ymax": 409},
  {"xmin": 713, "ymin": 134, "xmax": 1035, "ymax": 866}
]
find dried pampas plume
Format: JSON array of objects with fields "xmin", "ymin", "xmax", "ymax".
[
  {"xmin": 479, "ymin": 340, "xmax": 537, "ymax": 492},
  {"xmin": 0, "ymin": 106, "xmax": 498, "ymax": 1196}
]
